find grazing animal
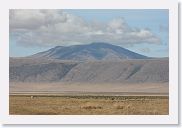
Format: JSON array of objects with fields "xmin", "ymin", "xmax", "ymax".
[{"xmin": 30, "ymin": 96, "xmax": 34, "ymax": 99}]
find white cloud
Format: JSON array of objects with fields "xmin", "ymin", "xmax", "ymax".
[
  {"xmin": 107, "ymin": 18, "xmax": 131, "ymax": 34},
  {"xmin": 10, "ymin": 9, "xmax": 161, "ymax": 47}
]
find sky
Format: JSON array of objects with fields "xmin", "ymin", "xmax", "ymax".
[{"xmin": 9, "ymin": 9, "xmax": 168, "ymax": 57}]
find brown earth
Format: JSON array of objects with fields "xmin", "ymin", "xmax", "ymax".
[{"xmin": 10, "ymin": 82, "xmax": 168, "ymax": 95}]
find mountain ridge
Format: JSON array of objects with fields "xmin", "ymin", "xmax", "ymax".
[{"xmin": 10, "ymin": 58, "xmax": 168, "ymax": 83}]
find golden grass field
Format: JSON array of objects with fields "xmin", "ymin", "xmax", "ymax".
[{"xmin": 10, "ymin": 95, "xmax": 168, "ymax": 115}]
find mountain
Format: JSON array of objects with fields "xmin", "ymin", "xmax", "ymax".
[
  {"xmin": 30, "ymin": 42, "xmax": 148, "ymax": 61},
  {"xmin": 10, "ymin": 43, "xmax": 168, "ymax": 84},
  {"xmin": 10, "ymin": 58, "xmax": 168, "ymax": 83}
]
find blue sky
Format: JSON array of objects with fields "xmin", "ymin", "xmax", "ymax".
[{"xmin": 9, "ymin": 9, "xmax": 168, "ymax": 57}]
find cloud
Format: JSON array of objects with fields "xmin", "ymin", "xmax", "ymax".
[{"xmin": 10, "ymin": 9, "xmax": 161, "ymax": 47}]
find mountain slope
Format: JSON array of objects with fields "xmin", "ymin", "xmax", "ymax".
[
  {"xmin": 30, "ymin": 43, "xmax": 148, "ymax": 61},
  {"xmin": 10, "ymin": 58, "xmax": 78, "ymax": 82},
  {"xmin": 62, "ymin": 59, "xmax": 168, "ymax": 83},
  {"xmin": 10, "ymin": 58, "xmax": 168, "ymax": 83}
]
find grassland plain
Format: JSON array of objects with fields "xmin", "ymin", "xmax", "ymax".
[{"xmin": 9, "ymin": 95, "xmax": 169, "ymax": 115}]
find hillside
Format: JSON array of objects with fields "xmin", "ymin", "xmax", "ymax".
[{"xmin": 10, "ymin": 58, "xmax": 168, "ymax": 83}]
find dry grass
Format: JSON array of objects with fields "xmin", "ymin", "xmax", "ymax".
[{"xmin": 9, "ymin": 95, "xmax": 168, "ymax": 115}]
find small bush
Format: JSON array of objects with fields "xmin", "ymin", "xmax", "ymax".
[{"xmin": 116, "ymin": 105, "xmax": 124, "ymax": 109}]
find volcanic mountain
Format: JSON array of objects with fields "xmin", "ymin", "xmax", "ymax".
[
  {"xmin": 10, "ymin": 43, "xmax": 168, "ymax": 83},
  {"xmin": 30, "ymin": 42, "xmax": 148, "ymax": 61}
]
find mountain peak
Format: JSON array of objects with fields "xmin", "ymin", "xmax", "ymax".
[{"xmin": 31, "ymin": 42, "xmax": 148, "ymax": 61}]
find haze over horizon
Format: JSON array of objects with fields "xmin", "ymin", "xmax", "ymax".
[{"xmin": 9, "ymin": 9, "xmax": 169, "ymax": 57}]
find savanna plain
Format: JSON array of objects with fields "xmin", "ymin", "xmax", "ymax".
[
  {"xmin": 10, "ymin": 82, "xmax": 168, "ymax": 115},
  {"xmin": 10, "ymin": 94, "xmax": 168, "ymax": 115}
]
